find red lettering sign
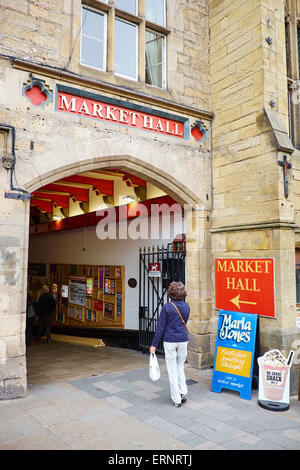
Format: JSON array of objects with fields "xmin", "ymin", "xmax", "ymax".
[
  {"xmin": 215, "ymin": 258, "xmax": 275, "ymax": 318},
  {"xmin": 57, "ymin": 91, "xmax": 185, "ymax": 138}
]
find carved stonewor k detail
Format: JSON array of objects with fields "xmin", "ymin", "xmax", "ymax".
[
  {"xmin": 191, "ymin": 120, "xmax": 208, "ymax": 142},
  {"xmin": 23, "ymin": 76, "xmax": 53, "ymax": 107},
  {"xmin": 278, "ymin": 155, "xmax": 292, "ymax": 198}
]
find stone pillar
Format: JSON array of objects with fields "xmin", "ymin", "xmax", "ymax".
[
  {"xmin": 0, "ymin": 132, "xmax": 29, "ymax": 400},
  {"xmin": 209, "ymin": 0, "xmax": 299, "ymax": 393},
  {"xmin": 186, "ymin": 206, "xmax": 213, "ymax": 369}
]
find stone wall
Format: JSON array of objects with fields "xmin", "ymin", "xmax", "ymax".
[
  {"xmin": 209, "ymin": 0, "xmax": 299, "ymax": 393},
  {"xmin": 0, "ymin": 0, "xmax": 210, "ymax": 111}
]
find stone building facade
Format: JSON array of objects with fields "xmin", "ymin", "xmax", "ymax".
[
  {"xmin": 0, "ymin": 0, "xmax": 299, "ymax": 400},
  {"xmin": 210, "ymin": 0, "xmax": 300, "ymax": 393}
]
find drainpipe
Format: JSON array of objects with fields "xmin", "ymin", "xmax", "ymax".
[{"xmin": 1, "ymin": 124, "xmax": 30, "ymax": 200}]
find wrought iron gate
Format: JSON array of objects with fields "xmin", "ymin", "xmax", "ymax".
[{"xmin": 139, "ymin": 244, "xmax": 186, "ymax": 353}]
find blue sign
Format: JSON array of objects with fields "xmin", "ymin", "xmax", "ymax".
[{"xmin": 211, "ymin": 310, "xmax": 258, "ymax": 400}]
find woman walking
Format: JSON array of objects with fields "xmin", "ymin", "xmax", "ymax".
[{"xmin": 150, "ymin": 281, "xmax": 190, "ymax": 407}]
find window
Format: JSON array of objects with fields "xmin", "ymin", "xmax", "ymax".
[
  {"xmin": 145, "ymin": 30, "xmax": 165, "ymax": 88},
  {"xmin": 115, "ymin": 0, "xmax": 137, "ymax": 15},
  {"xmin": 146, "ymin": 0, "xmax": 165, "ymax": 26},
  {"xmin": 296, "ymin": 266, "xmax": 300, "ymax": 304},
  {"xmin": 115, "ymin": 19, "xmax": 138, "ymax": 80},
  {"xmin": 81, "ymin": 7, "xmax": 106, "ymax": 70},
  {"xmin": 298, "ymin": 25, "xmax": 300, "ymax": 77},
  {"xmin": 285, "ymin": 7, "xmax": 300, "ymax": 150},
  {"xmin": 80, "ymin": 1, "xmax": 169, "ymax": 88}
]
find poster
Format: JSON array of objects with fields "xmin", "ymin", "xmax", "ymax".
[
  {"xmin": 61, "ymin": 284, "xmax": 68, "ymax": 298},
  {"xmin": 93, "ymin": 300, "xmax": 103, "ymax": 311},
  {"xmin": 211, "ymin": 310, "xmax": 258, "ymax": 400},
  {"xmin": 52, "ymin": 284, "xmax": 57, "ymax": 300},
  {"xmin": 116, "ymin": 267, "xmax": 122, "ymax": 278},
  {"xmin": 86, "ymin": 278, "xmax": 93, "ymax": 297},
  {"xmin": 69, "ymin": 277, "xmax": 86, "ymax": 306},
  {"xmin": 77, "ymin": 307, "xmax": 83, "ymax": 320},
  {"xmin": 104, "ymin": 303, "xmax": 114, "ymax": 319},
  {"xmin": 69, "ymin": 305, "xmax": 75, "ymax": 318},
  {"xmin": 104, "ymin": 279, "xmax": 115, "ymax": 295},
  {"xmin": 117, "ymin": 292, "xmax": 122, "ymax": 316},
  {"xmin": 99, "ymin": 267, "xmax": 103, "ymax": 289},
  {"xmin": 257, "ymin": 349, "xmax": 294, "ymax": 411}
]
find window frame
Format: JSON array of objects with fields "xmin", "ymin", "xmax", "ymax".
[
  {"xmin": 296, "ymin": 264, "xmax": 300, "ymax": 304},
  {"xmin": 145, "ymin": 28, "xmax": 166, "ymax": 89},
  {"xmin": 114, "ymin": 16, "xmax": 139, "ymax": 81},
  {"xmin": 145, "ymin": 0, "xmax": 166, "ymax": 28},
  {"xmin": 79, "ymin": 0, "xmax": 170, "ymax": 89},
  {"xmin": 285, "ymin": 13, "xmax": 300, "ymax": 150},
  {"xmin": 80, "ymin": 5, "xmax": 108, "ymax": 73},
  {"xmin": 115, "ymin": 0, "xmax": 138, "ymax": 16}
]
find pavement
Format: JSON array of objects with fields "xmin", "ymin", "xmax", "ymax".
[{"xmin": 0, "ymin": 339, "xmax": 300, "ymax": 452}]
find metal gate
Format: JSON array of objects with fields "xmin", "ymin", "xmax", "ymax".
[{"xmin": 139, "ymin": 244, "xmax": 186, "ymax": 353}]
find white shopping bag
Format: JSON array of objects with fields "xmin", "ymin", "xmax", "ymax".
[{"xmin": 149, "ymin": 353, "xmax": 160, "ymax": 381}]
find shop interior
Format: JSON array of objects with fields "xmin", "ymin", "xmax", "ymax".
[{"xmin": 27, "ymin": 167, "xmax": 185, "ymax": 352}]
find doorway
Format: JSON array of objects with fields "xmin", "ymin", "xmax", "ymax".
[
  {"xmin": 139, "ymin": 244, "xmax": 186, "ymax": 353},
  {"xmin": 28, "ymin": 166, "xmax": 186, "ymax": 353}
]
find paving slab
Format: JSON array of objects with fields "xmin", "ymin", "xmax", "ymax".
[{"xmin": 0, "ymin": 341, "xmax": 299, "ymax": 452}]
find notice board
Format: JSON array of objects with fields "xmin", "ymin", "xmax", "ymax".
[
  {"xmin": 69, "ymin": 277, "xmax": 86, "ymax": 306},
  {"xmin": 211, "ymin": 310, "xmax": 258, "ymax": 400}
]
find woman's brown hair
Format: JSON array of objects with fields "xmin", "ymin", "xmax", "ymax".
[{"xmin": 167, "ymin": 281, "xmax": 187, "ymax": 300}]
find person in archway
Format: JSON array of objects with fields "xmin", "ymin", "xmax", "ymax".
[
  {"xmin": 150, "ymin": 281, "xmax": 190, "ymax": 408},
  {"xmin": 26, "ymin": 291, "xmax": 36, "ymax": 346},
  {"xmin": 36, "ymin": 285, "xmax": 56, "ymax": 343}
]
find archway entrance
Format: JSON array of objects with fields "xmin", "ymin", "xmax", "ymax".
[{"xmin": 26, "ymin": 159, "xmax": 205, "ymax": 383}]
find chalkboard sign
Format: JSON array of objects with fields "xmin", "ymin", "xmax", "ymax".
[
  {"xmin": 211, "ymin": 310, "xmax": 258, "ymax": 400},
  {"xmin": 69, "ymin": 277, "xmax": 86, "ymax": 306}
]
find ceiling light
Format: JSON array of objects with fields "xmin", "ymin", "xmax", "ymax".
[{"xmin": 122, "ymin": 196, "xmax": 136, "ymax": 204}]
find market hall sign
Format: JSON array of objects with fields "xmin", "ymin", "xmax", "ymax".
[
  {"xmin": 215, "ymin": 258, "xmax": 275, "ymax": 318},
  {"xmin": 56, "ymin": 85, "xmax": 188, "ymax": 139}
]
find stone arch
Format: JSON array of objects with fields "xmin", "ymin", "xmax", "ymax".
[
  {"xmin": 24, "ymin": 154, "xmax": 203, "ymax": 208},
  {"xmin": 24, "ymin": 152, "xmax": 210, "ymax": 371}
]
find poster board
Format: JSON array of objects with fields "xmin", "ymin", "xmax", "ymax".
[
  {"xmin": 50, "ymin": 264, "xmax": 125, "ymax": 329},
  {"xmin": 211, "ymin": 310, "xmax": 258, "ymax": 400},
  {"xmin": 257, "ymin": 349, "xmax": 294, "ymax": 411},
  {"xmin": 69, "ymin": 277, "xmax": 86, "ymax": 306}
]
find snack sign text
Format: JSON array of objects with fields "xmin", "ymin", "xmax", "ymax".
[{"xmin": 211, "ymin": 310, "xmax": 258, "ymax": 400}]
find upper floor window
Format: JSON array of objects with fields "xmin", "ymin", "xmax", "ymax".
[
  {"xmin": 298, "ymin": 25, "xmax": 300, "ymax": 77},
  {"xmin": 115, "ymin": 18, "xmax": 138, "ymax": 80},
  {"xmin": 81, "ymin": 7, "xmax": 106, "ymax": 71},
  {"xmin": 145, "ymin": 30, "xmax": 165, "ymax": 88},
  {"xmin": 80, "ymin": 0, "xmax": 169, "ymax": 89},
  {"xmin": 285, "ymin": 7, "xmax": 300, "ymax": 150},
  {"xmin": 146, "ymin": 0, "xmax": 165, "ymax": 26},
  {"xmin": 115, "ymin": 0, "xmax": 137, "ymax": 15}
]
